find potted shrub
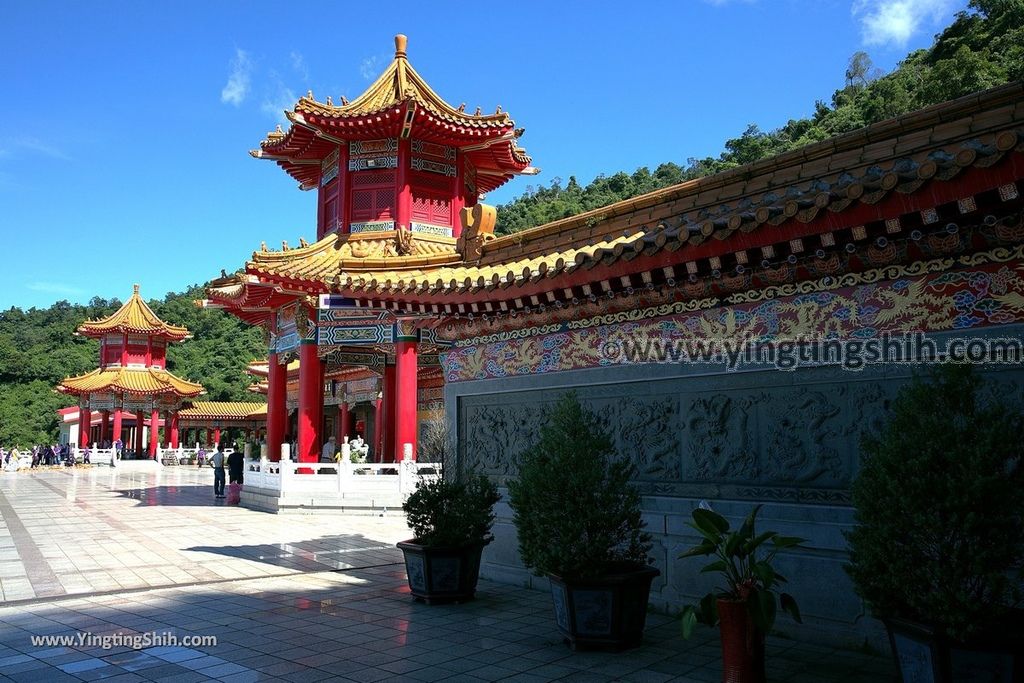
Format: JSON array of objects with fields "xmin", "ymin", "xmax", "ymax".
[
  {"xmin": 508, "ymin": 392, "xmax": 659, "ymax": 651},
  {"xmin": 398, "ymin": 472, "xmax": 500, "ymax": 604},
  {"xmin": 678, "ymin": 504, "xmax": 805, "ymax": 683},
  {"xmin": 846, "ymin": 364, "xmax": 1024, "ymax": 683}
]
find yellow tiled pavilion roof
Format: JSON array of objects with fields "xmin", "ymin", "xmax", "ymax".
[
  {"xmin": 263, "ymin": 35, "xmax": 513, "ymax": 149},
  {"xmin": 78, "ymin": 284, "xmax": 190, "ymax": 341},
  {"xmin": 58, "ymin": 367, "xmax": 204, "ymax": 397},
  {"xmin": 178, "ymin": 402, "xmax": 267, "ymax": 421}
]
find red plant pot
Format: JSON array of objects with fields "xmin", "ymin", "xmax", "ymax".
[{"xmin": 717, "ymin": 598, "xmax": 766, "ymax": 683}]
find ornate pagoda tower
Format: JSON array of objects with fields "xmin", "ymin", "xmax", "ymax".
[
  {"xmin": 58, "ymin": 285, "xmax": 204, "ymax": 458},
  {"xmin": 251, "ymin": 34, "xmax": 536, "ymax": 241},
  {"xmin": 206, "ymin": 34, "xmax": 535, "ymax": 465}
]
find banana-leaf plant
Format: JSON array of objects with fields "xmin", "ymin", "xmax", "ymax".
[{"xmin": 679, "ymin": 504, "xmax": 805, "ymax": 638}]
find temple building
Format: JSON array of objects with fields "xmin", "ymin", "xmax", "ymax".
[
  {"xmin": 57, "ymin": 285, "xmax": 204, "ymax": 456},
  {"xmin": 205, "ymin": 34, "xmax": 532, "ymax": 464},
  {"xmin": 204, "ymin": 36, "xmax": 1024, "ymax": 645}
]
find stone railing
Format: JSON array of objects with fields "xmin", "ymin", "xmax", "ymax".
[{"xmin": 245, "ymin": 457, "xmax": 441, "ymax": 498}]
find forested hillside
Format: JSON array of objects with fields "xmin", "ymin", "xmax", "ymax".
[
  {"xmin": 2, "ymin": 0, "xmax": 1021, "ymax": 445},
  {"xmin": 0, "ymin": 287, "xmax": 264, "ymax": 447},
  {"xmin": 495, "ymin": 0, "xmax": 1023, "ymax": 234}
]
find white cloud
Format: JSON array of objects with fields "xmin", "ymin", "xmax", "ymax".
[
  {"xmin": 290, "ymin": 51, "xmax": 309, "ymax": 82},
  {"xmin": 853, "ymin": 0, "xmax": 955, "ymax": 47},
  {"xmin": 0, "ymin": 136, "xmax": 70, "ymax": 161},
  {"xmin": 27, "ymin": 282, "xmax": 85, "ymax": 296},
  {"xmin": 260, "ymin": 71, "xmax": 297, "ymax": 124},
  {"xmin": 220, "ymin": 48, "xmax": 253, "ymax": 106},
  {"xmin": 359, "ymin": 56, "xmax": 381, "ymax": 80}
]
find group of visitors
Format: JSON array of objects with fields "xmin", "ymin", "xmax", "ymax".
[
  {"xmin": 1, "ymin": 443, "xmax": 78, "ymax": 471},
  {"xmin": 209, "ymin": 442, "xmax": 244, "ymax": 501}
]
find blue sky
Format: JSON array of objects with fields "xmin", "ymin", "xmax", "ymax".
[{"xmin": 1, "ymin": 0, "xmax": 967, "ymax": 310}]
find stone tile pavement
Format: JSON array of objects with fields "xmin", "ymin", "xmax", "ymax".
[
  {"xmin": 0, "ymin": 466, "xmax": 406, "ymax": 603},
  {"xmin": 0, "ymin": 467, "xmax": 897, "ymax": 682}
]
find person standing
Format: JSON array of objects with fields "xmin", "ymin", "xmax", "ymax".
[
  {"xmin": 210, "ymin": 444, "xmax": 226, "ymax": 498},
  {"xmin": 321, "ymin": 435, "xmax": 336, "ymax": 463}
]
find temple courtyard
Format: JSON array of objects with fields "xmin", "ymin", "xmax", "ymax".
[{"xmin": 0, "ymin": 467, "xmax": 894, "ymax": 682}]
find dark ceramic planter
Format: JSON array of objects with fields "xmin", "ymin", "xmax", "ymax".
[
  {"xmin": 717, "ymin": 598, "xmax": 765, "ymax": 683},
  {"xmin": 546, "ymin": 563, "xmax": 660, "ymax": 651},
  {"xmin": 397, "ymin": 539, "xmax": 487, "ymax": 604},
  {"xmin": 886, "ymin": 613, "xmax": 1024, "ymax": 683}
]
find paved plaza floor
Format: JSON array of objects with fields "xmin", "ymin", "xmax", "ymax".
[{"xmin": 0, "ymin": 467, "xmax": 897, "ymax": 682}]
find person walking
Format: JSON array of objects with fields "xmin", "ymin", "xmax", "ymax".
[
  {"xmin": 226, "ymin": 445, "xmax": 244, "ymax": 504},
  {"xmin": 210, "ymin": 444, "xmax": 226, "ymax": 499}
]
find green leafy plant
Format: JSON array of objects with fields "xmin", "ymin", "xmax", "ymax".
[
  {"xmin": 404, "ymin": 473, "xmax": 500, "ymax": 548},
  {"xmin": 679, "ymin": 505, "xmax": 804, "ymax": 638},
  {"xmin": 845, "ymin": 364, "xmax": 1024, "ymax": 642},
  {"xmin": 507, "ymin": 392, "xmax": 651, "ymax": 580}
]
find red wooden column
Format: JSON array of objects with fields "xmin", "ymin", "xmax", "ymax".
[
  {"xmin": 112, "ymin": 408, "xmax": 123, "ymax": 444},
  {"xmin": 373, "ymin": 397, "xmax": 384, "ymax": 461},
  {"xmin": 100, "ymin": 410, "xmax": 110, "ymax": 445},
  {"xmin": 267, "ymin": 352, "xmax": 286, "ymax": 461},
  {"xmin": 452, "ymin": 151, "xmax": 465, "ymax": 239},
  {"xmin": 382, "ymin": 362, "xmax": 397, "ymax": 462},
  {"xmin": 213, "ymin": 426, "xmax": 221, "ymax": 446},
  {"xmin": 339, "ymin": 144, "xmax": 350, "ymax": 233},
  {"xmin": 396, "ymin": 136, "xmax": 411, "ymax": 230},
  {"xmin": 297, "ymin": 342, "xmax": 322, "ymax": 464},
  {"xmin": 394, "ymin": 340, "xmax": 418, "ymax": 460},
  {"xmin": 135, "ymin": 411, "xmax": 145, "ymax": 455},
  {"xmin": 338, "ymin": 403, "xmax": 350, "ymax": 442},
  {"xmin": 149, "ymin": 410, "xmax": 159, "ymax": 458},
  {"xmin": 80, "ymin": 407, "xmax": 91, "ymax": 448},
  {"xmin": 169, "ymin": 412, "xmax": 180, "ymax": 449}
]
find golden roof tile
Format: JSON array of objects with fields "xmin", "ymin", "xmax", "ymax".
[
  {"xmin": 178, "ymin": 402, "xmax": 267, "ymax": 420},
  {"xmin": 279, "ymin": 35, "xmax": 513, "ymax": 137},
  {"xmin": 78, "ymin": 284, "xmax": 190, "ymax": 341},
  {"xmin": 57, "ymin": 368, "xmax": 204, "ymax": 398}
]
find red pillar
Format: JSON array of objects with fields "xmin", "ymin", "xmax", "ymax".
[
  {"xmin": 338, "ymin": 403, "xmax": 350, "ymax": 442},
  {"xmin": 452, "ymin": 150, "xmax": 465, "ymax": 239},
  {"xmin": 170, "ymin": 412, "xmax": 179, "ymax": 449},
  {"xmin": 383, "ymin": 363, "xmax": 397, "ymax": 462},
  {"xmin": 149, "ymin": 410, "xmax": 159, "ymax": 458},
  {"xmin": 396, "ymin": 136, "xmax": 411, "ymax": 230},
  {"xmin": 99, "ymin": 410, "xmax": 110, "ymax": 445},
  {"xmin": 213, "ymin": 426, "xmax": 221, "ymax": 446},
  {"xmin": 374, "ymin": 398, "xmax": 384, "ymax": 462},
  {"xmin": 112, "ymin": 408, "xmax": 123, "ymax": 444},
  {"xmin": 135, "ymin": 411, "xmax": 145, "ymax": 455},
  {"xmin": 394, "ymin": 341, "xmax": 418, "ymax": 461},
  {"xmin": 267, "ymin": 352, "xmax": 286, "ymax": 461},
  {"xmin": 80, "ymin": 407, "xmax": 91, "ymax": 448},
  {"xmin": 297, "ymin": 343, "xmax": 322, "ymax": 464}
]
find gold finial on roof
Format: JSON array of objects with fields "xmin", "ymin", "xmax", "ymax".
[
  {"xmin": 261, "ymin": 241, "xmax": 268, "ymax": 252},
  {"xmin": 282, "ymin": 240, "xmax": 289, "ymax": 251},
  {"xmin": 299, "ymin": 237, "xmax": 309, "ymax": 247},
  {"xmin": 394, "ymin": 34, "xmax": 408, "ymax": 58},
  {"xmin": 133, "ymin": 283, "xmax": 140, "ymax": 295}
]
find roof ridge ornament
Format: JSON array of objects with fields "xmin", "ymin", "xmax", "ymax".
[
  {"xmin": 394, "ymin": 34, "xmax": 408, "ymax": 59},
  {"xmin": 133, "ymin": 283, "xmax": 140, "ymax": 295}
]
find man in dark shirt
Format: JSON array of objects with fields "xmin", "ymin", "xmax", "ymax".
[{"xmin": 227, "ymin": 446, "xmax": 244, "ymax": 486}]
